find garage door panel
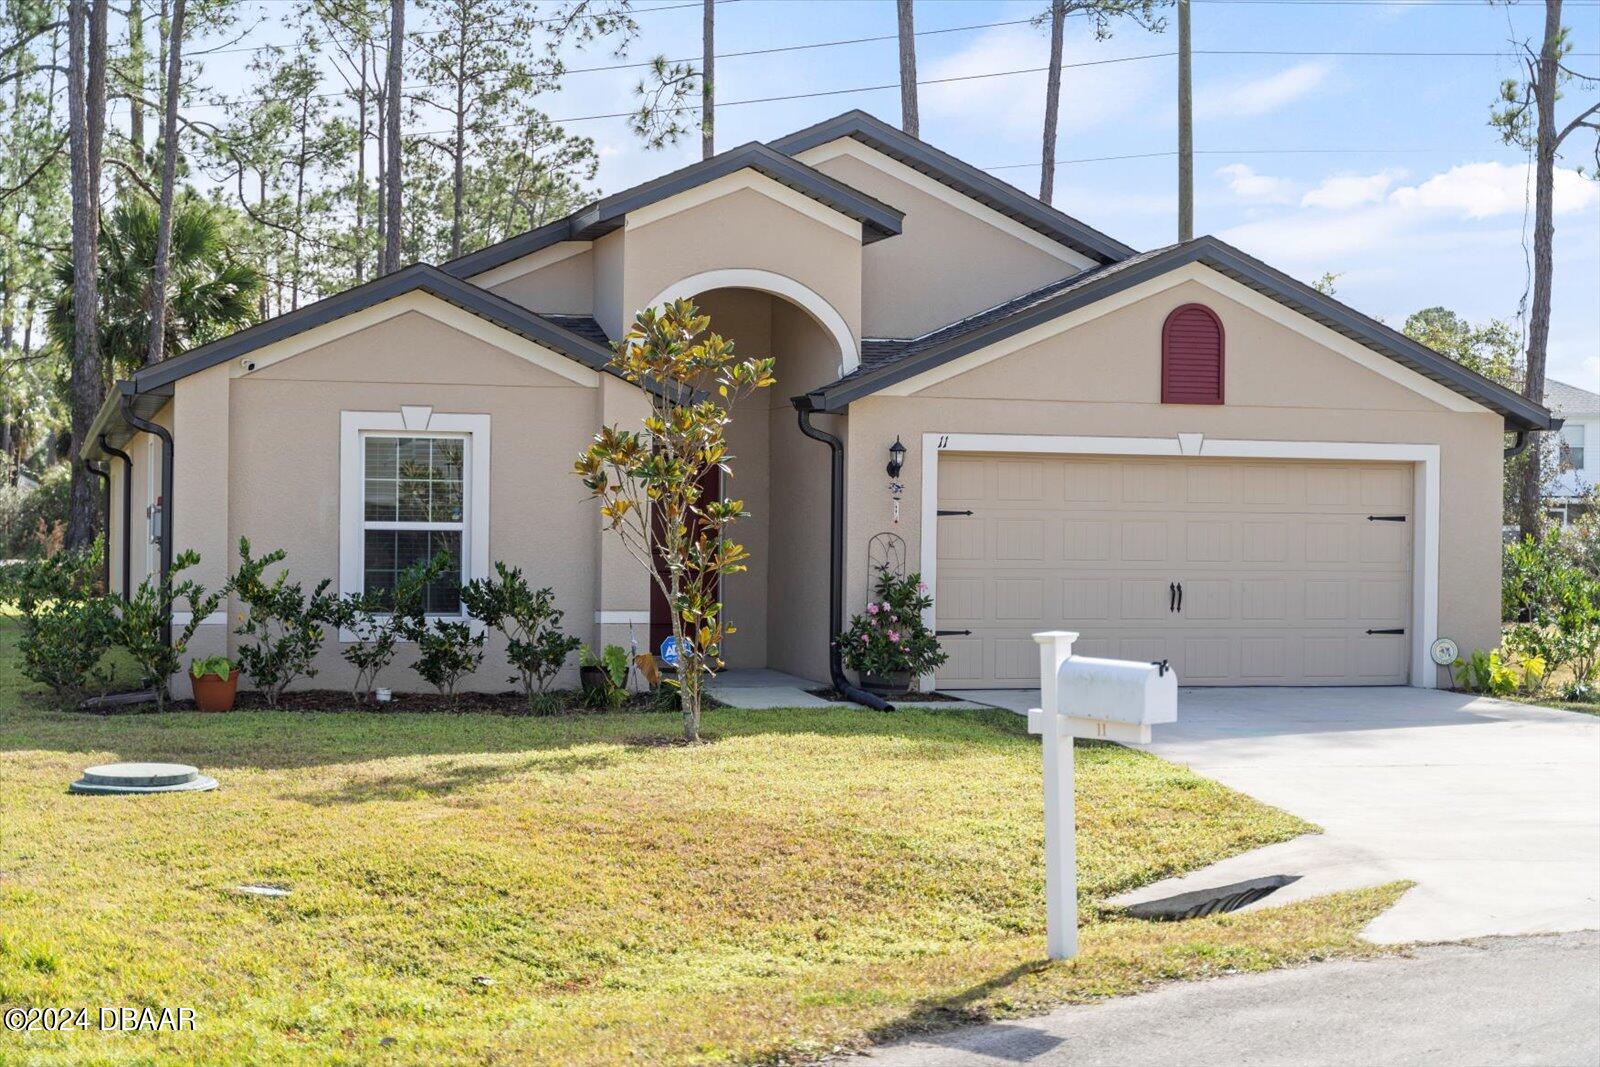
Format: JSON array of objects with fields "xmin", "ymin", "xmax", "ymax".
[
  {"xmin": 1120, "ymin": 521, "xmax": 1169, "ymax": 561},
  {"xmin": 936, "ymin": 455, "xmax": 1412, "ymax": 687}
]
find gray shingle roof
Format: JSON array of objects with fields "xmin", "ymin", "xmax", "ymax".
[{"xmin": 1546, "ymin": 379, "xmax": 1600, "ymax": 417}]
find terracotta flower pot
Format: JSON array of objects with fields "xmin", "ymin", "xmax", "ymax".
[{"xmin": 192, "ymin": 669, "xmax": 239, "ymax": 712}]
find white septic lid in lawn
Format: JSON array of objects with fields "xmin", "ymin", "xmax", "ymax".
[{"xmin": 70, "ymin": 762, "xmax": 218, "ymax": 794}]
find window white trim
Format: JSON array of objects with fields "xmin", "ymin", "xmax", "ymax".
[
  {"xmin": 917, "ymin": 432, "xmax": 1441, "ymax": 690},
  {"xmin": 795, "ymin": 139, "xmax": 1097, "ymax": 269},
  {"xmin": 643, "ymin": 268, "xmax": 860, "ymax": 376},
  {"xmin": 339, "ymin": 409, "xmax": 491, "ymax": 640}
]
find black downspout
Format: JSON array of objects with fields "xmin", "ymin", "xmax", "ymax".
[
  {"xmin": 120, "ymin": 394, "xmax": 173, "ymax": 648},
  {"xmin": 99, "ymin": 435, "xmax": 133, "ymax": 601},
  {"xmin": 794, "ymin": 398, "xmax": 894, "ymax": 712},
  {"xmin": 1505, "ymin": 430, "xmax": 1531, "ymax": 460},
  {"xmin": 84, "ymin": 458, "xmax": 111, "ymax": 594}
]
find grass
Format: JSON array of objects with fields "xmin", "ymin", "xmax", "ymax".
[{"xmin": 0, "ymin": 622, "xmax": 1403, "ymax": 1065}]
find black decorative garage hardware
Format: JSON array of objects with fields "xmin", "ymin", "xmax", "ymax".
[
  {"xmin": 937, "ymin": 509, "xmax": 973, "ymax": 517},
  {"xmin": 1367, "ymin": 515, "xmax": 1407, "ymax": 522},
  {"xmin": 935, "ymin": 629, "xmax": 972, "ymax": 637},
  {"xmin": 1366, "ymin": 628, "xmax": 1406, "ymax": 635}
]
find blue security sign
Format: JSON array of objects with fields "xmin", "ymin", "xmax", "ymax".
[{"xmin": 659, "ymin": 635, "xmax": 680, "ymax": 667}]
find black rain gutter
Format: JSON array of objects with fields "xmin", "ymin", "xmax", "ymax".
[
  {"xmin": 793, "ymin": 396, "xmax": 894, "ymax": 712},
  {"xmin": 120, "ymin": 393, "xmax": 173, "ymax": 648},
  {"xmin": 99, "ymin": 435, "xmax": 134, "ymax": 600},
  {"xmin": 84, "ymin": 457, "xmax": 111, "ymax": 594}
]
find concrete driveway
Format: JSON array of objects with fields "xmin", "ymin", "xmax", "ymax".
[{"xmin": 965, "ymin": 687, "xmax": 1600, "ymax": 943}]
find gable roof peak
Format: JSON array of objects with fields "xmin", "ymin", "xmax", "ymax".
[{"xmin": 767, "ymin": 109, "xmax": 1136, "ymax": 265}]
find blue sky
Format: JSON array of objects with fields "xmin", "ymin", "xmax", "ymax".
[{"xmin": 208, "ymin": 0, "xmax": 1600, "ymax": 390}]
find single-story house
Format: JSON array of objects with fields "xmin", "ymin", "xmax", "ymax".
[
  {"xmin": 1545, "ymin": 378, "xmax": 1598, "ymax": 525},
  {"xmin": 83, "ymin": 109, "xmax": 1555, "ymax": 699}
]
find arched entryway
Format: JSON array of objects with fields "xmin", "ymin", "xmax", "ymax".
[{"xmin": 641, "ymin": 279, "xmax": 851, "ymax": 683}]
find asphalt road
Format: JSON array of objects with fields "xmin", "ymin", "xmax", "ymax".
[{"xmin": 859, "ymin": 932, "xmax": 1600, "ymax": 1067}]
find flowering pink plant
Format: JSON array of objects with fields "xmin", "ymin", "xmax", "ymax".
[{"xmin": 840, "ymin": 568, "xmax": 948, "ymax": 680}]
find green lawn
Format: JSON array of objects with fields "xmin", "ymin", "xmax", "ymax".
[{"xmin": 0, "ymin": 623, "xmax": 1401, "ymax": 1065}]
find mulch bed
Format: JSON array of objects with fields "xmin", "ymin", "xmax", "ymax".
[
  {"xmin": 75, "ymin": 688, "xmax": 699, "ymax": 716},
  {"xmin": 804, "ymin": 687, "xmax": 965, "ymax": 703}
]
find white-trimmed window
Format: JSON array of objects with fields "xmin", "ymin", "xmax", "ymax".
[
  {"xmin": 1560, "ymin": 423, "xmax": 1586, "ymax": 470},
  {"xmin": 340, "ymin": 410, "xmax": 490, "ymax": 628}
]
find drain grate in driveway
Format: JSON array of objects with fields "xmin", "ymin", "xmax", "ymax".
[{"xmin": 1123, "ymin": 875, "xmax": 1301, "ymax": 921}]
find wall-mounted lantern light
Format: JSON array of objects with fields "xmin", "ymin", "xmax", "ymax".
[{"xmin": 886, "ymin": 436, "xmax": 906, "ymax": 478}]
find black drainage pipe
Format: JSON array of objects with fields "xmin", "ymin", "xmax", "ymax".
[
  {"xmin": 83, "ymin": 457, "xmax": 111, "ymax": 594},
  {"xmin": 99, "ymin": 435, "xmax": 133, "ymax": 601},
  {"xmin": 119, "ymin": 394, "xmax": 173, "ymax": 649},
  {"xmin": 794, "ymin": 398, "xmax": 893, "ymax": 712}
]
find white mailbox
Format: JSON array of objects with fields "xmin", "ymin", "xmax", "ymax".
[
  {"xmin": 1028, "ymin": 655, "xmax": 1177, "ymax": 744},
  {"xmin": 1025, "ymin": 631, "xmax": 1180, "ymax": 960}
]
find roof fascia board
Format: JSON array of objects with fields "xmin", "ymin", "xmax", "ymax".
[
  {"xmin": 796, "ymin": 139, "xmax": 1094, "ymax": 268},
  {"xmin": 130, "ymin": 265, "xmax": 614, "ymax": 394},
  {"xmin": 578, "ymin": 143, "xmax": 903, "ymax": 242},
  {"xmin": 815, "ymin": 241, "xmax": 1552, "ymax": 429},
  {"xmin": 769, "ymin": 111, "xmax": 1134, "ymax": 263},
  {"xmin": 622, "ymin": 169, "xmax": 863, "ymax": 241},
  {"xmin": 870, "ymin": 261, "xmax": 1483, "ymax": 414},
  {"xmin": 465, "ymin": 240, "xmax": 592, "ymax": 289},
  {"xmin": 438, "ymin": 217, "xmax": 575, "ymax": 279},
  {"xmin": 228, "ymin": 291, "xmax": 601, "ymax": 387}
]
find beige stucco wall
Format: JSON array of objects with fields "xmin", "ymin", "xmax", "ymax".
[
  {"xmin": 615, "ymin": 186, "xmax": 864, "ymax": 353},
  {"xmin": 480, "ymin": 246, "xmax": 594, "ymax": 315},
  {"xmin": 805, "ymin": 148, "xmax": 1093, "ymax": 339},
  {"xmin": 842, "ymin": 277, "xmax": 1506, "ymax": 687},
  {"xmin": 116, "ymin": 308, "xmax": 609, "ymax": 698}
]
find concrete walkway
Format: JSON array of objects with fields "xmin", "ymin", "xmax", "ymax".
[
  {"xmin": 860, "ymin": 931, "xmax": 1600, "ymax": 1067},
  {"xmin": 966, "ymin": 686, "xmax": 1600, "ymax": 943}
]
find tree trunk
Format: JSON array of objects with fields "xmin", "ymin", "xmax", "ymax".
[
  {"xmin": 382, "ymin": 0, "xmax": 404, "ymax": 274},
  {"xmin": 66, "ymin": 0, "xmax": 108, "ymax": 551},
  {"xmin": 1177, "ymin": 0, "xmax": 1193, "ymax": 241},
  {"xmin": 896, "ymin": 0, "xmax": 917, "ymax": 137},
  {"xmin": 146, "ymin": 0, "xmax": 184, "ymax": 366},
  {"xmin": 1039, "ymin": 0, "xmax": 1065, "ymax": 203},
  {"xmin": 355, "ymin": 46, "xmax": 367, "ymax": 283},
  {"xmin": 701, "ymin": 0, "xmax": 714, "ymax": 159},
  {"xmin": 128, "ymin": 0, "xmax": 145, "ymax": 158},
  {"xmin": 1517, "ymin": 0, "xmax": 1562, "ymax": 541},
  {"xmin": 451, "ymin": 28, "xmax": 465, "ymax": 258}
]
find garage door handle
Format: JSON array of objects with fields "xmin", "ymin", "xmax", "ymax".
[
  {"xmin": 1169, "ymin": 582, "xmax": 1176, "ymax": 613},
  {"xmin": 1367, "ymin": 515, "xmax": 1407, "ymax": 522},
  {"xmin": 1176, "ymin": 582, "xmax": 1183, "ymax": 613},
  {"xmin": 935, "ymin": 629, "xmax": 972, "ymax": 637},
  {"xmin": 937, "ymin": 509, "xmax": 974, "ymax": 517},
  {"xmin": 1366, "ymin": 628, "xmax": 1406, "ymax": 635}
]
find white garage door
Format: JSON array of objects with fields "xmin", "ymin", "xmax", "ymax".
[{"xmin": 934, "ymin": 454, "xmax": 1413, "ymax": 687}]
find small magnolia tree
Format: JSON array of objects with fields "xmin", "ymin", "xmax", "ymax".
[{"xmin": 575, "ymin": 299, "xmax": 774, "ymax": 742}]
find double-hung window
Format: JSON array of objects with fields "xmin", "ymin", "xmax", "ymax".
[
  {"xmin": 362, "ymin": 435, "xmax": 466, "ymax": 613},
  {"xmin": 1560, "ymin": 423, "xmax": 1586, "ymax": 471},
  {"xmin": 340, "ymin": 410, "xmax": 490, "ymax": 631}
]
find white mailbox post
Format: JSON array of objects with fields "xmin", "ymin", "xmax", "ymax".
[{"xmin": 1026, "ymin": 631, "xmax": 1179, "ymax": 960}]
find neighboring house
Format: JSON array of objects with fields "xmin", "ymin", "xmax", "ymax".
[
  {"xmin": 1545, "ymin": 378, "xmax": 1599, "ymax": 524},
  {"xmin": 82, "ymin": 110, "xmax": 1553, "ymax": 698}
]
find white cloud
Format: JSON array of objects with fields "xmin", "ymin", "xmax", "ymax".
[
  {"xmin": 1389, "ymin": 161, "xmax": 1599, "ymax": 219},
  {"xmin": 1217, "ymin": 163, "xmax": 1297, "ymax": 204},
  {"xmin": 920, "ymin": 26, "xmax": 1160, "ymax": 139},
  {"xmin": 1196, "ymin": 62, "xmax": 1331, "ymax": 120},
  {"xmin": 1301, "ymin": 169, "xmax": 1402, "ymax": 210}
]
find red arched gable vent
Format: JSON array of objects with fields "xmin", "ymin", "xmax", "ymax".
[{"xmin": 1162, "ymin": 304, "xmax": 1225, "ymax": 405}]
